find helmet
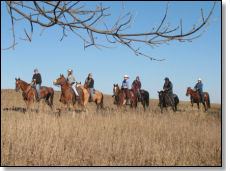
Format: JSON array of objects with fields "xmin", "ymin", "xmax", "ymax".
[
  {"xmin": 198, "ymin": 78, "xmax": 202, "ymax": 81},
  {"xmin": 124, "ymin": 75, "xmax": 129, "ymax": 78},
  {"xmin": 164, "ymin": 77, "xmax": 169, "ymax": 80},
  {"xmin": 67, "ymin": 69, "xmax": 72, "ymax": 72}
]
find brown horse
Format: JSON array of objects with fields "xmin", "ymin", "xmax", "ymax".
[
  {"xmin": 76, "ymin": 82, "xmax": 103, "ymax": 111},
  {"xmin": 53, "ymin": 74, "xmax": 85, "ymax": 113},
  {"xmin": 186, "ymin": 87, "xmax": 210, "ymax": 111},
  {"xmin": 15, "ymin": 78, "xmax": 54, "ymax": 111},
  {"xmin": 112, "ymin": 84, "xmax": 137, "ymax": 108}
]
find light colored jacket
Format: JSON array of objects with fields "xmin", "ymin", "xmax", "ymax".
[
  {"xmin": 67, "ymin": 74, "xmax": 76, "ymax": 85},
  {"xmin": 121, "ymin": 80, "xmax": 129, "ymax": 89}
]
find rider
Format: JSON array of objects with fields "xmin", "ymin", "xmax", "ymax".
[
  {"xmin": 32, "ymin": 69, "xmax": 42, "ymax": 101},
  {"xmin": 121, "ymin": 75, "xmax": 131, "ymax": 104},
  {"xmin": 194, "ymin": 78, "xmax": 204, "ymax": 103},
  {"xmin": 163, "ymin": 77, "xmax": 175, "ymax": 104},
  {"xmin": 132, "ymin": 76, "xmax": 142, "ymax": 101},
  {"xmin": 84, "ymin": 73, "xmax": 94, "ymax": 102},
  {"xmin": 67, "ymin": 69, "xmax": 79, "ymax": 99}
]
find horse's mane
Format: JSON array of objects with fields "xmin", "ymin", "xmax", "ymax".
[{"xmin": 77, "ymin": 83, "xmax": 85, "ymax": 90}]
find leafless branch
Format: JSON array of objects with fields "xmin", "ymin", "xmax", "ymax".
[{"xmin": 2, "ymin": 1, "xmax": 218, "ymax": 61}]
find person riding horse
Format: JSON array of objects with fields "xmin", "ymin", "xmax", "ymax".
[
  {"xmin": 132, "ymin": 76, "xmax": 142, "ymax": 101},
  {"xmin": 194, "ymin": 78, "xmax": 204, "ymax": 103},
  {"xmin": 67, "ymin": 69, "xmax": 79, "ymax": 99},
  {"xmin": 32, "ymin": 69, "xmax": 42, "ymax": 101},
  {"xmin": 163, "ymin": 77, "xmax": 175, "ymax": 104},
  {"xmin": 84, "ymin": 73, "xmax": 94, "ymax": 102},
  {"xmin": 121, "ymin": 75, "xmax": 131, "ymax": 105}
]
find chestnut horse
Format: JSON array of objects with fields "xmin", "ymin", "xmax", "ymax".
[
  {"xmin": 112, "ymin": 84, "xmax": 137, "ymax": 108},
  {"xmin": 53, "ymin": 74, "xmax": 84, "ymax": 113},
  {"xmin": 76, "ymin": 82, "xmax": 103, "ymax": 111},
  {"xmin": 15, "ymin": 78, "xmax": 54, "ymax": 111},
  {"xmin": 186, "ymin": 87, "xmax": 210, "ymax": 111}
]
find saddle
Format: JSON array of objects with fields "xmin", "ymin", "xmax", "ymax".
[{"xmin": 86, "ymin": 88, "xmax": 96, "ymax": 94}]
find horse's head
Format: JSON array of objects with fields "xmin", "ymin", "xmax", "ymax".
[
  {"xmin": 53, "ymin": 74, "xmax": 66, "ymax": 86},
  {"xmin": 113, "ymin": 84, "xmax": 119, "ymax": 96},
  {"xmin": 76, "ymin": 82, "xmax": 83, "ymax": 88},
  {"xmin": 186, "ymin": 87, "xmax": 192, "ymax": 96},
  {"xmin": 15, "ymin": 78, "xmax": 21, "ymax": 92},
  {"xmin": 30, "ymin": 79, "xmax": 36, "ymax": 86},
  {"xmin": 158, "ymin": 91, "xmax": 164, "ymax": 99}
]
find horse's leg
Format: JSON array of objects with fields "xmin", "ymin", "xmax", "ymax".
[
  {"xmin": 202, "ymin": 102, "xmax": 207, "ymax": 112},
  {"xmin": 67, "ymin": 102, "xmax": 71, "ymax": 111},
  {"xmin": 27, "ymin": 99, "xmax": 33, "ymax": 113},
  {"xmin": 160, "ymin": 105, "xmax": 163, "ymax": 113},
  {"xmin": 72, "ymin": 102, "xmax": 77, "ymax": 117},
  {"xmin": 60, "ymin": 103, "xmax": 65, "ymax": 114},
  {"xmin": 197, "ymin": 102, "xmax": 200, "ymax": 110},
  {"xmin": 143, "ymin": 101, "xmax": 146, "ymax": 111}
]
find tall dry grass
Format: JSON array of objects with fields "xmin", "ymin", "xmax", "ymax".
[{"xmin": 1, "ymin": 89, "xmax": 221, "ymax": 166}]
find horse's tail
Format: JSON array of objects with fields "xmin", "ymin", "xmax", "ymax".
[
  {"xmin": 175, "ymin": 95, "xmax": 179, "ymax": 105},
  {"xmin": 146, "ymin": 91, "xmax": 149, "ymax": 107},
  {"xmin": 50, "ymin": 88, "xmax": 54, "ymax": 107},
  {"xmin": 100, "ymin": 93, "xmax": 104, "ymax": 109},
  {"xmin": 207, "ymin": 94, "xmax": 211, "ymax": 108}
]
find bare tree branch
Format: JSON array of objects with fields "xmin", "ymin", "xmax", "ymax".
[{"xmin": 2, "ymin": 1, "xmax": 218, "ymax": 61}]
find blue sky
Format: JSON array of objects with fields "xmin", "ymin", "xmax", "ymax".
[{"xmin": 1, "ymin": 1, "xmax": 221, "ymax": 103}]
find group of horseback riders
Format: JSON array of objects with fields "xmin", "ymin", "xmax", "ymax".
[
  {"xmin": 32, "ymin": 69, "xmax": 205, "ymax": 106},
  {"xmin": 32, "ymin": 69, "xmax": 95, "ymax": 102}
]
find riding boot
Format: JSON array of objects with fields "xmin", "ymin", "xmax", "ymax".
[{"xmin": 36, "ymin": 96, "xmax": 40, "ymax": 102}]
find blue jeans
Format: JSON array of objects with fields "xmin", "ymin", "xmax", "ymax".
[
  {"xmin": 137, "ymin": 89, "xmax": 141, "ymax": 98},
  {"xmin": 199, "ymin": 91, "xmax": 204, "ymax": 103},
  {"xmin": 169, "ymin": 92, "xmax": 174, "ymax": 104},
  {"xmin": 36, "ymin": 84, "xmax": 41, "ymax": 98},
  {"xmin": 90, "ymin": 88, "xmax": 94, "ymax": 99}
]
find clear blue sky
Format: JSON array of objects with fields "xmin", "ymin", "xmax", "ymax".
[{"xmin": 1, "ymin": 1, "xmax": 221, "ymax": 103}]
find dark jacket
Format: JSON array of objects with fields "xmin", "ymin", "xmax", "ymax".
[
  {"xmin": 32, "ymin": 73, "xmax": 42, "ymax": 84},
  {"xmin": 85, "ymin": 77, "xmax": 94, "ymax": 88},
  {"xmin": 132, "ymin": 80, "xmax": 141, "ymax": 90},
  {"xmin": 163, "ymin": 81, "xmax": 173, "ymax": 93}
]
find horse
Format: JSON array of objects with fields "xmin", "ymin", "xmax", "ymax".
[
  {"xmin": 15, "ymin": 78, "xmax": 54, "ymax": 112},
  {"xmin": 76, "ymin": 82, "xmax": 104, "ymax": 111},
  {"xmin": 53, "ymin": 74, "xmax": 85, "ymax": 113},
  {"xmin": 158, "ymin": 90, "xmax": 179, "ymax": 113},
  {"xmin": 132, "ymin": 89, "xmax": 150, "ymax": 111},
  {"xmin": 186, "ymin": 87, "xmax": 210, "ymax": 111},
  {"xmin": 112, "ymin": 84, "xmax": 137, "ymax": 108}
]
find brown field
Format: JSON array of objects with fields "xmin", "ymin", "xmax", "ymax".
[{"xmin": 1, "ymin": 89, "xmax": 221, "ymax": 166}]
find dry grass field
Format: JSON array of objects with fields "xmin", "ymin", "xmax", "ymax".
[{"xmin": 1, "ymin": 89, "xmax": 221, "ymax": 166}]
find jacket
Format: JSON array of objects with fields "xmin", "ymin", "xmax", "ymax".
[
  {"xmin": 32, "ymin": 73, "xmax": 42, "ymax": 84},
  {"xmin": 67, "ymin": 74, "xmax": 76, "ymax": 85},
  {"xmin": 121, "ymin": 80, "xmax": 129, "ymax": 89},
  {"xmin": 85, "ymin": 77, "xmax": 94, "ymax": 88},
  {"xmin": 163, "ymin": 81, "xmax": 173, "ymax": 93}
]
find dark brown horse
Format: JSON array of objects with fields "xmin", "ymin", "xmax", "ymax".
[
  {"xmin": 186, "ymin": 87, "xmax": 210, "ymax": 111},
  {"xmin": 53, "ymin": 74, "xmax": 84, "ymax": 113},
  {"xmin": 112, "ymin": 84, "xmax": 137, "ymax": 108},
  {"xmin": 132, "ymin": 89, "xmax": 150, "ymax": 111},
  {"xmin": 15, "ymin": 78, "xmax": 54, "ymax": 111},
  {"xmin": 158, "ymin": 90, "xmax": 179, "ymax": 113}
]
